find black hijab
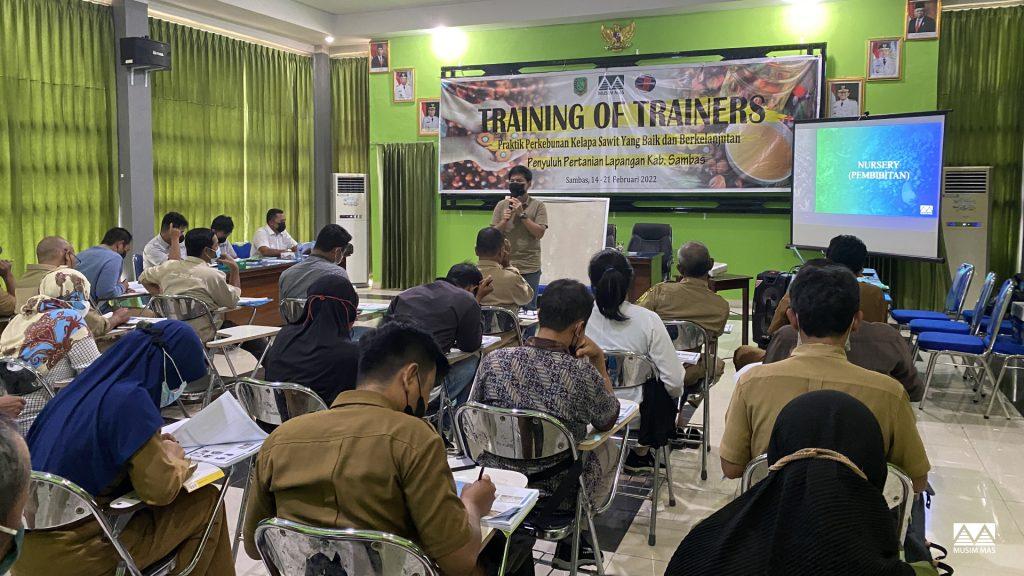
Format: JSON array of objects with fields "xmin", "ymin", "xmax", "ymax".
[
  {"xmin": 264, "ymin": 275, "xmax": 360, "ymax": 404},
  {"xmin": 665, "ymin": 390, "xmax": 914, "ymax": 576}
]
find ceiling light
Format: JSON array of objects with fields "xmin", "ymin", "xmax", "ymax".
[
  {"xmin": 431, "ymin": 26, "xmax": 468, "ymax": 63},
  {"xmin": 324, "ymin": 35, "xmax": 335, "ymax": 44}
]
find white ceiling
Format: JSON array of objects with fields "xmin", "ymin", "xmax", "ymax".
[{"xmin": 294, "ymin": 0, "xmax": 469, "ymax": 15}]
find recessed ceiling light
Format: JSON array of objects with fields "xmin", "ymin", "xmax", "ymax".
[{"xmin": 324, "ymin": 35, "xmax": 335, "ymax": 44}]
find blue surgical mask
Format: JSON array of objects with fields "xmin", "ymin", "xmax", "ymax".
[
  {"xmin": 160, "ymin": 381, "xmax": 183, "ymax": 408},
  {"xmin": 0, "ymin": 524, "xmax": 24, "ymax": 575}
]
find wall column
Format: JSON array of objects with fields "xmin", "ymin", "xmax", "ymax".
[
  {"xmin": 112, "ymin": 0, "xmax": 155, "ymax": 269},
  {"xmin": 312, "ymin": 50, "xmax": 334, "ymax": 234}
]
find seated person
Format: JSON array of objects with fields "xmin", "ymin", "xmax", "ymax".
[
  {"xmin": 143, "ymin": 212, "xmax": 188, "ymax": 269},
  {"xmin": 637, "ymin": 241, "xmax": 730, "ymax": 389},
  {"xmin": 386, "ymin": 263, "xmax": 493, "ymax": 406},
  {"xmin": 15, "ymin": 237, "xmax": 128, "ymax": 337},
  {"xmin": 0, "ymin": 415, "xmax": 30, "ymax": 572},
  {"xmin": 475, "ymin": 227, "xmax": 533, "ymax": 313},
  {"xmin": 264, "ymin": 275, "xmax": 360, "ymax": 405},
  {"xmin": 244, "ymin": 323, "xmax": 533, "ymax": 576},
  {"xmin": 763, "ymin": 323, "xmax": 924, "ymax": 401},
  {"xmin": 0, "ymin": 247, "xmax": 17, "ymax": 317},
  {"xmin": 139, "ymin": 228, "xmax": 241, "ymax": 343},
  {"xmin": 76, "ymin": 227, "xmax": 133, "ymax": 313},
  {"xmin": 472, "ymin": 278, "xmax": 618, "ymax": 570},
  {"xmin": 253, "ymin": 208, "xmax": 297, "ymax": 258},
  {"xmin": 17, "ymin": 321, "xmax": 233, "ymax": 576},
  {"xmin": 211, "ymin": 215, "xmax": 238, "ymax": 260},
  {"xmin": 0, "ymin": 268, "xmax": 102, "ymax": 435},
  {"xmin": 720, "ymin": 264, "xmax": 930, "ymax": 492},
  {"xmin": 278, "ymin": 224, "xmax": 351, "ymax": 320},
  {"xmin": 667, "ymin": 391, "xmax": 928, "ymax": 576}
]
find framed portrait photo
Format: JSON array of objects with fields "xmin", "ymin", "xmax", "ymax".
[
  {"xmin": 369, "ymin": 40, "xmax": 390, "ymax": 73},
  {"xmin": 866, "ymin": 37, "xmax": 903, "ymax": 81},
  {"xmin": 826, "ymin": 78, "xmax": 865, "ymax": 118},
  {"xmin": 392, "ymin": 68, "xmax": 415, "ymax": 103},
  {"xmin": 906, "ymin": 0, "xmax": 941, "ymax": 40},
  {"xmin": 418, "ymin": 99, "xmax": 440, "ymax": 136}
]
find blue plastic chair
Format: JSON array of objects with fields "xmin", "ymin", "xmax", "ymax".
[
  {"xmin": 132, "ymin": 253, "xmax": 144, "ymax": 280},
  {"xmin": 908, "ymin": 273, "xmax": 1011, "ymax": 339},
  {"xmin": 917, "ymin": 279, "xmax": 1016, "ymax": 419},
  {"xmin": 233, "ymin": 242, "xmax": 251, "ymax": 258},
  {"xmin": 891, "ymin": 263, "xmax": 974, "ymax": 325}
]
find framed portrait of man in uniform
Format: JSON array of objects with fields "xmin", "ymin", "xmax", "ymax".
[
  {"xmin": 392, "ymin": 68, "xmax": 415, "ymax": 103},
  {"xmin": 418, "ymin": 99, "xmax": 440, "ymax": 136},
  {"xmin": 866, "ymin": 37, "xmax": 903, "ymax": 81},
  {"xmin": 826, "ymin": 78, "xmax": 864, "ymax": 118},
  {"xmin": 906, "ymin": 0, "xmax": 940, "ymax": 40}
]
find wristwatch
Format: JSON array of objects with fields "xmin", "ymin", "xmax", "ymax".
[{"xmin": 518, "ymin": 213, "xmax": 529, "ymax": 220}]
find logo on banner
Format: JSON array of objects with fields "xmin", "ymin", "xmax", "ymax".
[
  {"xmin": 573, "ymin": 77, "xmax": 588, "ymax": 96},
  {"xmin": 635, "ymin": 75, "xmax": 657, "ymax": 92},
  {"xmin": 597, "ymin": 75, "xmax": 625, "ymax": 95},
  {"xmin": 953, "ymin": 523, "xmax": 996, "ymax": 554}
]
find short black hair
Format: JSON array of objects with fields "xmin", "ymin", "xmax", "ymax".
[
  {"xmin": 211, "ymin": 215, "xmax": 234, "ymax": 235},
  {"xmin": 446, "ymin": 263, "xmax": 483, "ymax": 289},
  {"xmin": 508, "ymin": 165, "xmax": 533, "ymax": 182},
  {"xmin": 358, "ymin": 322, "xmax": 450, "ymax": 386},
  {"xmin": 101, "ymin": 227, "xmax": 133, "ymax": 246},
  {"xmin": 588, "ymin": 249, "xmax": 632, "ymax": 321},
  {"xmin": 538, "ymin": 279, "xmax": 594, "ymax": 331},
  {"xmin": 789, "ymin": 264, "xmax": 860, "ymax": 338},
  {"xmin": 160, "ymin": 212, "xmax": 188, "ymax": 231},
  {"xmin": 826, "ymin": 235, "xmax": 868, "ymax": 274},
  {"xmin": 475, "ymin": 227, "xmax": 504, "ymax": 257},
  {"xmin": 314, "ymin": 224, "xmax": 352, "ymax": 252},
  {"xmin": 266, "ymin": 208, "xmax": 284, "ymax": 223},
  {"xmin": 184, "ymin": 228, "xmax": 216, "ymax": 258}
]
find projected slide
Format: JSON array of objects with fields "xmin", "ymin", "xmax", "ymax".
[{"xmin": 792, "ymin": 113, "xmax": 945, "ymax": 260}]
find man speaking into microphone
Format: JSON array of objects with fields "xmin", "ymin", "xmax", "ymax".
[{"xmin": 491, "ymin": 165, "xmax": 548, "ymax": 310}]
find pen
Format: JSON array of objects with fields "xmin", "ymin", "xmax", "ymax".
[{"xmin": 477, "ymin": 466, "xmax": 486, "ymax": 481}]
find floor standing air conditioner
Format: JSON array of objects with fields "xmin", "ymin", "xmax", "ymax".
[
  {"xmin": 941, "ymin": 166, "xmax": 991, "ymax": 306},
  {"xmin": 334, "ymin": 173, "xmax": 369, "ymax": 286}
]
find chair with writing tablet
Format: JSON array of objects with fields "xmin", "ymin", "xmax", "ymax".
[
  {"xmin": 254, "ymin": 518, "xmax": 440, "ymax": 576},
  {"xmin": 663, "ymin": 319, "xmax": 718, "ymax": 481},
  {"xmin": 603, "ymin": 349, "xmax": 675, "ymax": 546},
  {"xmin": 146, "ymin": 295, "xmax": 223, "ymax": 405},
  {"xmin": 480, "ymin": 306, "xmax": 524, "ymax": 347},
  {"xmin": 232, "ymin": 378, "xmax": 329, "ymax": 559},
  {"xmin": 456, "ymin": 402, "xmax": 610, "ymax": 576},
  {"xmin": 23, "ymin": 470, "xmax": 227, "ymax": 576}
]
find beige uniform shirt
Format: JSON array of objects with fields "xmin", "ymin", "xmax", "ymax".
[
  {"xmin": 139, "ymin": 257, "xmax": 241, "ymax": 342},
  {"xmin": 14, "ymin": 264, "xmax": 110, "ymax": 337},
  {"xmin": 720, "ymin": 343, "xmax": 930, "ymax": 479},
  {"xmin": 243, "ymin": 390, "xmax": 473, "ymax": 562},
  {"xmin": 477, "ymin": 259, "xmax": 534, "ymax": 311},
  {"xmin": 769, "ymin": 281, "xmax": 888, "ymax": 334},
  {"xmin": 491, "ymin": 196, "xmax": 548, "ymax": 274}
]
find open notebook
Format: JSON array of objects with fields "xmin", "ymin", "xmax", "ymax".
[
  {"xmin": 162, "ymin": 392, "xmax": 267, "ymax": 468},
  {"xmin": 455, "ymin": 482, "xmax": 539, "ymax": 532}
]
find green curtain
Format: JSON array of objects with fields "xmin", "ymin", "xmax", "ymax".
[
  {"xmin": 381, "ymin": 142, "xmax": 436, "ymax": 288},
  {"xmin": 331, "ymin": 57, "xmax": 369, "ymax": 174},
  {"xmin": 150, "ymin": 19, "xmax": 246, "ymax": 236},
  {"xmin": 0, "ymin": 0, "xmax": 118, "ymax": 274},
  {"xmin": 245, "ymin": 46, "xmax": 314, "ymax": 242}
]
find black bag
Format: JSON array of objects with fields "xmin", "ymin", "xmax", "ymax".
[{"xmin": 752, "ymin": 270, "xmax": 793, "ymax": 348}]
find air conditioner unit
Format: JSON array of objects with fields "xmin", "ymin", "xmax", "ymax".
[
  {"xmin": 941, "ymin": 166, "xmax": 991, "ymax": 305},
  {"xmin": 334, "ymin": 173, "xmax": 369, "ymax": 286}
]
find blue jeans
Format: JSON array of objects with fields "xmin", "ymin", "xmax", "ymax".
[
  {"xmin": 444, "ymin": 354, "xmax": 480, "ymax": 407},
  {"xmin": 522, "ymin": 270, "xmax": 542, "ymax": 311}
]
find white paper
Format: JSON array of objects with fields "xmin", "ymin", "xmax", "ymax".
[
  {"xmin": 165, "ymin": 392, "xmax": 267, "ymax": 449},
  {"xmin": 723, "ymin": 323, "xmax": 733, "ymax": 334},
  {"xmin": 358, "ymin": 302, "xmax": 390, "ymax": 312},
  {"xmin": 237, "ymin": 297, "xmax": 272, "ymax": 307},
  {"xmin": 126, "ymin": 282, "xmax": 148, "ymax": 295},
  {"xmin": 450, "ymin": 335, "xmax": 502, "ymax": 356},
  {"xmin": 126, "ymin": 316, "xmax": 167, "ymax": 326},
  {"xmin": 456, "ymin": 481, "xmax": 539, "ymax": 530},
  {"xmin": 676, "ymin": 351, "xmax": 701, "ymax": 365}
]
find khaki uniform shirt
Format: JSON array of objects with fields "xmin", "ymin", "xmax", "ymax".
[
  {"xmin": 768, "ymin": 281, "xmax": 888, "ymax": 334},
  {"xmin": 0, "ymin": 290, "xmax": 14, "ymax": 317},
  {"xmin": 14, "ymin": 264, "xmax": 110, "ymax": 337},
  {"xmin": 637, "ymin": 277, "xmax": 730, "ymax": 336},
  {"xmin": 720, "ymin": 343, "xmax": 930, "ymax": 479},
  {"xmin": 477, "ymin": 259, "xmax": 534, "ymax": 311},
  {"xmin": 491, "ymin": 196, "xmax": 548, "ymax": 274},
  {"xmin": 139, "ymin": 257, "xmax": 241, "ymax": 342},
  {"xmin": 242, "ymin": 390, "xmax": 472, "ymax": 562}
]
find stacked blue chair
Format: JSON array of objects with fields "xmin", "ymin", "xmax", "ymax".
[
  {"xmin": 908, "ymin": 273, "xmax": 1005, "ymax": 345},
  {"xmin": 891, "ymin": 263, "xmax": 974, "ymax": 326},
  {"xmin": 917, "ymin": 279, "xmax": 1016, "ymax": 419}
]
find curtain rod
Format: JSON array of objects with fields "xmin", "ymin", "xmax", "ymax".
[{"xmin": 944, "ymin": 0, "xmax": 1024, "ymax": 10}]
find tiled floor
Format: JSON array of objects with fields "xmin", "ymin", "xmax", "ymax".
[{"xmin": 232, "ymin": 311, "xmax": 1024, "ymax": 575}]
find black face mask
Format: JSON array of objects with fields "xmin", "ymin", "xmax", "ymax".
[
  {"xmin": 216, "ymin": 235, "xmax": 228, "ymax": 244},
  {"xmin": 567, "ymin": 323, "xmax": 584, "ymax": 357},
  {"xmin": 275, "ymin": 222, "xmax": 287, "ymax": 234},
  {"xmin": 403, "ymin": 371, "xmax": 428, "ymax": 418},
  {"xmin": 509, "ymin": 182, "xmax": 527, "ymax": 197}
]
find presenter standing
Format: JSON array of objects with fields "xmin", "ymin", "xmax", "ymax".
[{"xmin": 491, "ymin": 165, "xmax": 547, "ymax": 309}]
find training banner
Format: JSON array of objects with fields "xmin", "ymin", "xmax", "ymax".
[{"xmin": 439, "ymin": 55, "xmax": 821, "ymax": 194}]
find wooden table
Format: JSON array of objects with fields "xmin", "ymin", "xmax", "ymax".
[
  {"xmin": 225, "ymin": 262, "xmax": 295, "ymax": 327},
  {"xmin": 627, "ymin": 253, "xmax": 663, "ymax": 302},
  {"xmin": 708, "ymin": 273, "xmax": 752, "ymax": 345}
]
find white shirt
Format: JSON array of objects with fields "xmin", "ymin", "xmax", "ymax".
[
  {"xmin": 831, "ymin": 98, "xmax": 859, "ymax": 118},
  {"xmin": 142, "ymin": 235, "xmax": 175, "ymax": 269},
  {"xmin": 394, "ymin": 84, "xmax": 413, "ymax": 100},
  {"xmin": 253, "ymin": 225, "xmax": 297, "ymax": 252},
  {"xmin": 585, "ymin": 301, "xmax": 685, "ymax": 398},
  {"xmin": 871, "ymin": 55, "xmax": 897, "ymax": 77},
  {"xmin": 421, "ymin": 115, "xmax": 440, "ymax": 132}
]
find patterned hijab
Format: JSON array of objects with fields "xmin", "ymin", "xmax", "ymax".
[{"xmin": 0, "ymin": 268, "xmax": 92, "ymax": 376}]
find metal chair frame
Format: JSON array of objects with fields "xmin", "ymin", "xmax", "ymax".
[
  {"xmin": 0, "ymin": 357, "xmax": 55, "ymax": 399},
  {"xmin": 280, "ymin": 298, "xmax": 307, "ymax": 325},
  {"xmin": 918, "ymin": 279, "xmax": 1017, "ymax": 419},
  {"xmin": 232, "ymin": 378, "xmax": 330, "ymax": 560},
  {"xmin": 254, "ymin": 517, "xmax": 441, "ymax": 576},
  {"xmin": 25, "ymin": 470, "xmax": 227, "ymax": 576},
  {"xmin": 909, "ymin": 272, "xmax": 997, "ymax": 359},
  {"xmin": 663, "ymin": 319, "xmax": 718, "ymax": 481},
  {"xmin": 481, "ymin": 306, "xmax": 525, "ymax": 347},
  {"xmin": 455, "ymin": 402, "xmax": 610, "ymax": 576}
]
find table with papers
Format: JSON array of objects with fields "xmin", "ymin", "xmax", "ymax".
[
  {"xmin": 579, "ymin": 399, "xmax": 639, "ymax": 451},
  {"xmin": 447, "ymin": 334, "xmax": 503, "ymax": 364}
]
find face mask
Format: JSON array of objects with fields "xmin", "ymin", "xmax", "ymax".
[
  {"xmin": 567, "ymin": 323, "xmax": 584, "ymax": 357},
  {"xmin": 403, "ymin": 370, "xmax": 428, "ymax": 418},
  {"xmin": 158, "ymin": 352, "xmax": 186, "ymax": 408},
  {"xmin": 275, "ymin": 222, "xmax": 287, "ymax": 234},
  {"xmin": 216, "ymin": 235, "xmax": 228, "ymax": 244},
  {"xmin": 0, "ymin": 524, "xmax": 24, "ymax": 574},
  {"xmin": 508, "ymin": 182, "xmax": 526, "ymax": 197}
]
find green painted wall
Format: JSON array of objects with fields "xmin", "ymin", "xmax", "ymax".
[{"xmin": 367, "ymin": 0, "xmax": 939, "ymax": 284}]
